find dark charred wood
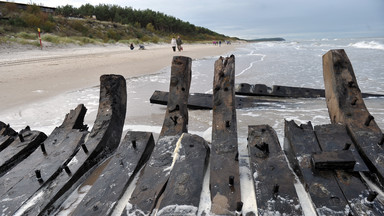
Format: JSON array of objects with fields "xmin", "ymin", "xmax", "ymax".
[
  {"xmin": 156, "ymin": 133, "xmax": 209, "ymax": 216},
  {"xmin": 0, "ymin": 104, "xmax": 87, "ymax": 201},
  {"xmin": 72, "ymin": 131, "xmax": 155, "ymax": 216},
  {"xmin": 311, "ymin": 151, "xmax": 356, "ymax": 170},
  {"xmin": 5, "ymin": 74, "xmax": 127, "ymax": 216},
  {"xmin": 323, "ymin": 49, "xmax": 384, "ymax": 188},
  {"xmin": 210, "ymin": 55, "xmax": 241, "ymax": 215},
  {"xmin": 0, "ymin": 126, "xmax": 47, "ymax": 177},
  {"xmin": 248, "ymin": 125, "xmax": 302, "ymax": 215},
  {"xmin": 314, "ymin": 124, "xmax": 368, "ymax": 172},
  {"xmin": 235, "ymin": 83, "xmax": 384, "ymax": 98},
  {"xmin": 126, "ymin": 56, "xmax": 192, "ymax": 215},
  {"xmin": 0, "ymin": 121, "xmax": 17, "ymax": 136},
  {"xmin": 314, "ymin": 124, "xmax": 384, "ymax": 215},
  {"xmin": 284, "ymin": 120, "xmax": 352, "ymax": 215},
  {"xmin": 0, "ymin": 123, "xmax": 18, "ymax": 153},
  {"xmin": 150, "ymin": 90, "xmax": 279, "ymax": 110},
  {"xmin": 0, "ymin": 134, "xmax": 14, "ymax": 152}
]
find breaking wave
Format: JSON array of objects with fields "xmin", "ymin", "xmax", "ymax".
[{"xmin": 349, "ymin": 41, "xmax": 384, "ymax": 50}]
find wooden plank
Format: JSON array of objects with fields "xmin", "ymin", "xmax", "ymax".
[
  {"xmin": 150, "ymin": 90, "xmax": 279, "ymax": 110},
  {"xmin": 0, "ymin": 104, "xmax": 87, "ymax": 197},
  {"xmin": 314, "ymin": 124, "xmax": 384, "ymax": 215},
  {"xmin": 0, "ymin": 126, "xmax": 47, "ymax": 176},
  {"xmin": 284, "ymin": 120, "xmax": 352, "ymax": 215},
  {"xmin": 125, "ymin": 56, "xmax": 192, "ymax": 215},
  {"xmin": 0, "ymin": 121, "xmax": 17, "ymax": 136},
  {"xmin": 0, "ymin": 121, "xmax": 17, "ymax": 152},
  {"xmin": 0, "ymin": 134, "xmax": 14, "ymax": 152},
  {"xmin": 314, "ymin": 124, "xmax": 368, "ymax": 172},
  {"xmin": 322, "ymin": 49, "xmax": 384, "ymax": 187},
  {"xmin": 235, "ymin": 83, "xmax": 384, "ymax": 98},
  {"xmin": 312, "ymin": 151, "xmax": 355, "ymax": 170},
  {"xmin": 210, "ymin": 55, "xmax": 242, "ymax": 215},
  {"xmin": 248, "ymin": 125, "xmax": 303, "ymax": 215},
  {"xmin": 156, "ymin": 133, "xmax": 209, "ymax": 215},
  {"xmin": 72, "ymin": 131, "xmax": 155, "ymax": 216},
  {"xmin": 7, "ymin": 74, "xmax": 127, "ymax": 216}
]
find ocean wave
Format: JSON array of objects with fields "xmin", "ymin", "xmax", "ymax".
[{"xmin": 349, "ymin": 41, "xmax": 384, "ymax": 50}]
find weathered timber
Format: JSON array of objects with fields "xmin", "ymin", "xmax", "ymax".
[
  {"xmin": 323, "ymin": 49, "xmax": 384, "ymax": 188},
  {"xmin": 313, "ymin": 124, "xmax": 368, "ymax": 172},
  {"xmin": 0, "ymin": 121, "xmax": 17, "ymax": 152},
  {"xmin": 0, "ymin": 104, "xmax": 87, "ymax": 199},
  {"xmin": 126, "ymin": 56, "xmax": 192, "ymax": 215},
  {"xmin": 0, "ymin": 126, "xmax": 47, "ymax": 176},
  {"xmin": 72, "ymin": 131, "xmax": 155, "ymax": 216},
  {"xmin": 235, "ymin": 83, "xmax": 384, "ymax": 98},
  {"xmin": 10, "ymin": 74, "xmax": 127, "ymax": 216},
  {"xmin": 314, "ymin": 124, "xmax": 384, "ymax": 215},
  {"xmin": 284, "ymin": 120, "xmax": 352, "ymax": 215},
  {"xmin": 0, "ymin": 134, "xmax": 14, "ymax": 152},
  {"xmin": 150, "ymin": 90, "xmax": 279, "ymax": 109},
  {"xmin": 247, "ymin": 125, "xmax": 302, "ymax": 215},
  {"xmin": 0, "ymin": 121, "xmax": 17, "ymax": 136},
  {"xmin": 210, "ymin": 55, "xmax": 242, "ymax": 215},
  {"xmin": 157, "ymin": 133, "xmax": 209, "ymax": 216},
  {"xmin": 311, "ymin": 151, "xmax": 356, "ymax": 170}
]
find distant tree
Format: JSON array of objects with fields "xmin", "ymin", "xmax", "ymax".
[
  {"xmin": 78, "ymin": 3, "xmax": 94, "ymax": 17},
  {"xmin": 57, "ymin": 5, "xmax": 77, "ymax": 17},
  {"xmin": 146, "ymin": 23, "xmax": 155, "ymax": 32}
]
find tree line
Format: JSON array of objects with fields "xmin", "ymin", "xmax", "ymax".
[{"xmin": 56, "ymin": 4, "xmax": 225, "ymax": 38}]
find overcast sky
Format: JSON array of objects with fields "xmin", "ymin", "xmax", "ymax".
[{"xmin": 11, "ymin": 0, "xmax": 384, "ymax": 39}]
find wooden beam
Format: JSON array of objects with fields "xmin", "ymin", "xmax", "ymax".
[
  {"xmin": 7, "ymin": 74, "xmax": 127, "ymax": 215},
  {"xmin": 323, "ymin": 49, "xmax": 384, "ymax": 187},
  {"xmin": 157, "ymin": 133, "xmax": 209, "ymax": 215},
  {"xmin": 284, "ymin": 120, "xmax": 351, "ymax": 215},
  {"xmin": 72, "ymin": 131, "xmax": 155, "ymax": 216},
  {"xmin": 150, "ymin": 90, "xmax": 278, "ymax": 110},
  {"xmin": 235, "ymin": 83, "xmax": 384, "ymax": 98},
  {"xmin": 314, "ymin": 124, "xmax": 368, "ymax": 171},
  {"xmin": 0, "ymin": 126, "xmax": 47, "ymax": 177},
  {"xmin": 210, "ymin": 55, "xmax": 242, "ymax": 215},
  {"xmin": 126, "ymin": 56, "xmax": 192, "ymax": 215},
  {"xmin": 248, "ymin": 125, "xmax": 302, "ymax": 215},
  {"xmin": 314, "ymin": 124, "xmax": 384, "ymax": 215},
  {"xmin": 0, "ymin": 104, "xmax": 87, "ymax": 197}
]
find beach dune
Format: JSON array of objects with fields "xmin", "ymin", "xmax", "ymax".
[{"xmin": 0, "ymin": 43, "xmax": 238, "ymax": 112}]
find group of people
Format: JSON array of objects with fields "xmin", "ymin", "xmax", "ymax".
[
  {"xmin": 171, "ymin": 36, "xmax": 183, "ymax": 52},
  {"xmin": 129, "ymin": 35, "xmax": 183, "ymax": 52},
  {"xmin": 130, "ymin": 43, "xmax": 145, "ymax": 50}
]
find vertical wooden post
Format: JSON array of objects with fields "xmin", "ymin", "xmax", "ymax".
[
  {"xmin": 126, "ymin": 56, "xmax": 192, "ymax": 215},
  {"xmin": 210, "ymin": 55, "xmax": 242, "ymax": 215},
  {"xmin": 323, "ymin": 49, "xmax": 384, "ymax": 187}
]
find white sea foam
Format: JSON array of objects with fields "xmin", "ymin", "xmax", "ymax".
[{"xmin": 349, "ymin": 41, "xmax": 384, "ymax": 50}]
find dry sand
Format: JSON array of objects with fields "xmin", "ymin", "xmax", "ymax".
[{"xmin": 0, "ymin": 42, "xmax": 239, "ymax": 112}]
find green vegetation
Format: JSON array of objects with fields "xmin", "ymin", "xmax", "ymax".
[{"xmin": 0, "ymin": 2, "xmax": 237, "ymax": 47}]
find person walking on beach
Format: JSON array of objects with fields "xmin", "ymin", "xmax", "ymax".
[
  {"xmin": 171, "ymin": 37, "xmax": 177, "ymax": 52},
  {"xmin": 130, "ymin": 43, "xmax": 135, "ymax": 50},
  {"xmin": 176, "ymin": 35, "xmax": 183, "ymax": 51}
]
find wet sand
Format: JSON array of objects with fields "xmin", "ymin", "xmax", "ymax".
[{"xmin": 0, "ymin": 43, "xmax": 240, "ymax": 112}]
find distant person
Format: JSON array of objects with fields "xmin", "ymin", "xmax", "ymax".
[
  {"xmin": 130, "ymin": 43, "xmax": 134, "ymax": 50},
  {"xmin": 171, "ymin": 37, "xmax": 177, "ymax": 52},
  {"xmin": 219, "ymin": 40, "xmax": 221, "ymax": 46},
  {"xmin": 176, "ymin": 36, "xmax": 183, "ymax": 51}
]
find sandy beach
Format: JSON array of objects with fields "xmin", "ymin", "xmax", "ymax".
[{"xmin": 0, "ymin": 42, "xmax": 239, "ymax": 112}]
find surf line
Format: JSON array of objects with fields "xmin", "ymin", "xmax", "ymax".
[{"xmin": 235, "ymin": 54, "xmax": 266, "ymax": 77}]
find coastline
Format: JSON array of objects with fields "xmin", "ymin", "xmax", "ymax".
[{"xmin": 0, "ymin": 42, "xmax": 241, "ymax": 112}]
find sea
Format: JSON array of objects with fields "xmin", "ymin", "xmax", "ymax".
[{"xmin": 1, "ymin": 37, "xmax": 384, "ymax": 215}]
